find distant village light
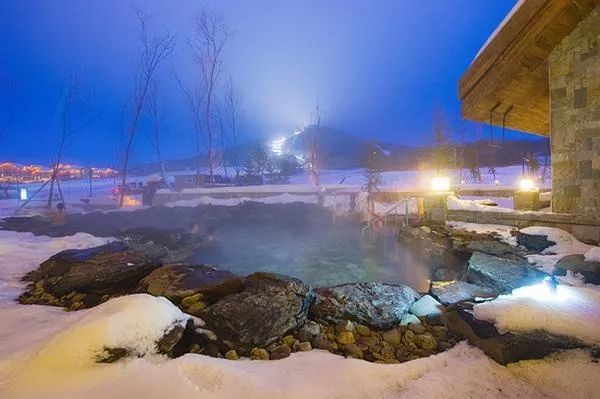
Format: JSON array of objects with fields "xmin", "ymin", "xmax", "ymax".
[{"xmin": 430, "ymin": 176, "xmax": 450, "ymax": 192}]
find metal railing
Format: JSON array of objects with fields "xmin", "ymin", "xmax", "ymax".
[{"xmin": 361, "ymin": 197, "xmax": 411, "ymax": 236}]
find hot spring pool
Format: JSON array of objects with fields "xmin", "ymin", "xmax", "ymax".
[{"xmin": 190, "ymin": 213, "xmax": 430, "ymax": 289}]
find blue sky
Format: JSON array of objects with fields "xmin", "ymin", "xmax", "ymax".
[{"xmin": 0, "ymin": 0, "xmax": 523, "ymax": 166}]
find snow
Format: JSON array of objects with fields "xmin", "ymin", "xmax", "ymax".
[
  {"xmin": 585, "ymin": 247, "xmax": 600, "ymax": 262},
  {"xmin": 448, "ymin": 195, "xmax": 515, "ymax": 213},
  {"xmin": 0, "ymin": 231, "xmax": 113, "ymax": 302},
  {"xmin": 519, "ymin": 227, "xmax": 599, "ymax": 274},
  {"xmin": 165, "ymin": 193, "xmax": 319, "ymax": 208},
  {"xmin": 447, "ymin": 221, "xmax": 517, "ymax": 245},
  {"xmin": 471, "ymin": 0, "xmax": 525, "ymax": 63},
  {"xmin": 474, "ymin": 284, "xmax": 600, "ymax": 345}
]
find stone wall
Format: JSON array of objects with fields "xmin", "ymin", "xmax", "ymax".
[{"xmin": 548, "ymin": 6, "xmax": 600, "ymax": 216}]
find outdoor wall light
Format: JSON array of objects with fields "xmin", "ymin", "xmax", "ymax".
[
  {"xmin": 430, "ymin": 176, "xmax": 450, "ymax": 192},
  {"xmin": 519, "ymin": 177, "xmax": 537, "ymax": 192}
]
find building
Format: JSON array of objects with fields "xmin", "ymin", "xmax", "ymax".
[{"xmin": 460, "ymin": 0, "xmax": 599, "ymax": 222}]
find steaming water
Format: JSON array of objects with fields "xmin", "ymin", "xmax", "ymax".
[{"xmin": 190, "ymin": 221, "xmax": 430, "ymax": 289}]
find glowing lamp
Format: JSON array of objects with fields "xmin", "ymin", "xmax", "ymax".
[
  {"xmin": 19, "ymin": 188, "xmax": 28, "ymax": 201},
  {"xmin": 519, "ymin": 178, "xmax": 537, "ymax": 192},
  {"xmin": 430, "ymin": 176, "xmax": 450, "ymax": 192}
]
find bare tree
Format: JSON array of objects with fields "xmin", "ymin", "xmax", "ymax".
[
  {"xmin": 47, "ymin": 74, "xmax": 96, "ymax": 207},
  {"xmin": 174, "ymin": 74, "xmax": 204, "ymax": 179},
  {"xmin": 221, "ymin": 78, "xmax": 243, "ymax": 178},
  {"xmin": 0, "ymin": 76, "xmax": 14, "ymax": 143},
  {"xmin": 119, "ymin": 9, "xmax": 174, "ymax": 206},
  {"xmin": 188, "ymin": 7, "xmax": 231, "ymax": 183},
  {"xmin": 146, "ymin": 81, "xmax": 167, "ymax": 182},
  {"xmin": 305, "ymin": 104, "xmax": 322, "ymax": 186},
  {"xmin": 429, "ymin": 107, "xmax": 453, "ymax": 174}
]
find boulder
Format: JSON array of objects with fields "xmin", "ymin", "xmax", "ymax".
[
  {"xmin": 310, "ymin": 282, "xmax": 420, "ymax": 330},
  {"xmin": 24, "ymin": 241, "xmax": 163, "ymax": 297},
  {"xmin": 554, "ymin": 254, "xmax": 600, "ymax": 285},
  {"xmin": 430, "ymin": 280, "xmax": 498, "ymax": 305},
  {"xmin": 515, "ymin": 231, "xmax": 556, "ymax": 253},
  {"xmin": 409, "ymin": 295, "xmax": 445, "ymax": 323},
  {"xmin": 139, "ymin": 264, "xmax": 244, "ymax": 303},
  {"xmin": 442, "ymin": 302, "xmax": 586, "ymax": 365},
  {"xmin": 467, "ymin": 252, "xmax": 548, "ymax": 293},
  {"xmin": 199, "ymin": 272, "xmax": 313, "ymax": 352}
]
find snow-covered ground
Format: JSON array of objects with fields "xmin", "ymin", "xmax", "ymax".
[{"xmin": 0, "ymin": 229, "xmax": 598, "ymax": 398}]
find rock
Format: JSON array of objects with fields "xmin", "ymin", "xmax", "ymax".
[
  {"xmin": 402, "ymin": 330, "xmax": 415, "ymax": 345},
  {"xmin": 442, "ymin": 302, "xmax": 586, "ymax": 365},
  {"xmin": 96, "ymin": 347, "xmax": 130, "ymax": 363},
  {"xmin": 414, "ymin": 333, "xmax": 437, "ymax": 350},
  {"xmin": 181, "ymin": 293, "xmax": 204, "ymax": 309},
  {"xmin": 344, "ymin": 343, "xmax": 363, "ymax": 359},
  {"xmin": 139, "ymin": 264, "xmax": 244, "ymax": 303},
  {"xmin": 400, "ymin": 313, "xmax": 421, "ymax": 326},
  {"xmin": 382, "ymin": 329, "xmax": 402, "ymax": 346},
  {"xmin": 199, "ymin": 272, "xmax": 313, "ymax": 352},
  {"xmin": 409, "ymin": 295, "xmax": 445, "ymax": 322},
  {"xmin": 293, "ymin": 341, "xmax": 312, "ymax": 352},
  {"xmin": 270, "ymin": 344, "xmax": 292, "ymax": 359},
  {"xmin": 203, "ymin": 343, "xmax": 221, "ymax": 357},
  {"xmin": 335, "ymin": 320, "xmax": 355, "ymax": 333},
  {"xmin": 356, "ymin": 324, "xmax": 371, "ymax": 336},
  {"xmin": 467, "ymin": 252, "xmax": 547, "ymax": 293},
  {"xmin": 554, "ymin": 254, "xmax": 600, "ymax": 284},
  {"xmin": 186, "ymin": 301, "xmax": 208, "ymax": 315},
  {"xmin": 516, "ymin": 231, "xmax": 556, "ymax": 253},
  {"xmin": 23, "ymin": 242, "xmax": 162, "ymax": 298},
  {"xmin": 225, "ymin": 349, "xmax": 239, "ymax": 360},
  {"xmin": 250, "ymin": 347, "xmax": 270, "ymax": 360},
  {"xmin": 311, "ymin": 334, "xmax": 335, "ymax": 351},
  {"xmin": 297, "ymin": 321, "xmax": 322, "ymax": 342},
  {"xmin": 282, "ymin": 335, "xmax": 296, "ymax": 347},
  {"xmin": 430, "ymin": 280, "xmax": 498, "ymax": 305},
  {"xmin": 337, "ymin": 331, "xmax": 356, "ymax": 345},
  {"xmin": 157, "ymin": 324, "xmax": 186, "ymax": 357},
  {"xmin": 408, "ymin": 323, "xmax": 426, "ymax": 334},
  {"xmin": 310, "ymin": 282, "xmax": 420, "ymax": 330}
]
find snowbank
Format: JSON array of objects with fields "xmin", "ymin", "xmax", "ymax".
[
  {"xmin": 520, "ymin": 227, "xmax": 599, "ymax": 273},
  {"xmin": 474, "ymin": 284, "xmax": 600, "ymax": 345},
  {"xmin": 448, "ymin": 195, "xmax": 516, "ymax": 213},
  {"xmin": 447, "ymin": 221, "xmax": 517, "ymax": 245},
  {"xmin": 1, "ymin": 294, "xmax": 189, "ymax": 397},
  {"xmin": 0, "ymin": 231, "xmax": 113, "ymax": 301},
  {"xmin": 164, "ymin": 193, "xmax": 319, "ymax": 208}
]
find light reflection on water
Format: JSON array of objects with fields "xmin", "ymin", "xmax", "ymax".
[{"xmin": 191, "ymin": 221, "xmax": 429, "ymax": 289}]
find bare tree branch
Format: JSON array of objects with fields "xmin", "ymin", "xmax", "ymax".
[
  {"xmin": 187, "ymin": 7, "xmax": 231, "ymax": 182},
  {"xmin": 119, "ymin": 8, "xmax": 175, "ymax": 206},
  {"xmin": 145, "ymin": 80, "xmax": 167, "ymax": 181},
  {"xmin": 47, "ymin": 73, "xmax": 98, "ymax": 207}
]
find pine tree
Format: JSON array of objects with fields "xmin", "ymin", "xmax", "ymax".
[{"xmin": 430, "ymin": 108, "xmax": 454, "ymax": 173}]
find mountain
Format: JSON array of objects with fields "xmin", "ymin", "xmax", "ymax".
[{"xmin": 129, "ymin": 125, "xmax": 549, "ymax": 175}]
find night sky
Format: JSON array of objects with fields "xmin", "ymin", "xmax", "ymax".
[{"xmin": 0, "ymin": 0, "xmax": 521, "ymax": 166}]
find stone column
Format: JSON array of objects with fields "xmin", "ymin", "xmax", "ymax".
[{"xmin": 548, "ymin": 6, "xmax": 600, "ymax": 217}]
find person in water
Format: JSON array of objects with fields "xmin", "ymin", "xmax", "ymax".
[{"xmin": 51, "ymin": 202, "xmax": 67, "ymax": 226}]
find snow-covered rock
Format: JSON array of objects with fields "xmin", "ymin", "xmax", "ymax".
[{"xmin": 473, "ymin": 284, "xmax": 600, "ymax": 346}]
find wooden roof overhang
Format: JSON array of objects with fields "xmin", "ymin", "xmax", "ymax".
[{"xmin": 459, "ymin": 0, "xmax": 599, "ymax": 136}]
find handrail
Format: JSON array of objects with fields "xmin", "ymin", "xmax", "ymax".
[{"xmin": 361, "ymin": 198, "xmax": 410, "ymax": 235}]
